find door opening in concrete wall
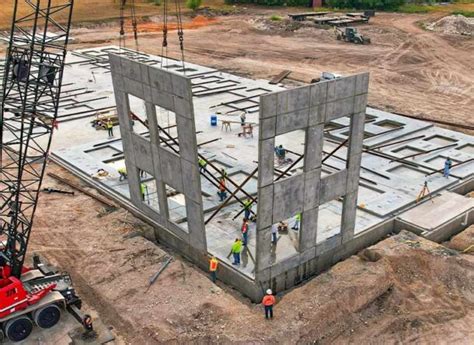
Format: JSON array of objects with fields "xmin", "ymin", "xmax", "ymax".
[
  {"xmin": 316, "ymin": 199, "xmax": 343, "ymax": 244},
  {"xmin": 165, "ymin": 184, "xmax": 189, "ymax": 232},
  {"xmin": 155, "ymin": 106, "xmax": 178, "ymax": 153},
  {"xmin": 274, "ymin": 130, "xmax": 306, "ymax": 180},
  {"xmin": 138, "ymin": 170, "xmax": 160, "ymax": 214},
  {"xmin": 128, "ymin": 94, "xmax": 149, "ymax": 139},
  {"xmin": 270, "ymin": 215, "xmax": 300, "ymax": 264}
]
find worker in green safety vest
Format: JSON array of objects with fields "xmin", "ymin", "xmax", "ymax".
[
  {"xmin": 243, "ymin": 198, "xmax": 252, "ymax": 220},
  {"xmin": 292, "ymin": 212, "xmax": 301, "ymax": 231},
  {"xmin": 198, "ymin": 158, "xmax": 207, "ymax": 173},
  {"xmin": 118, "ymin": 167, "xmax": 127, "ymax": 181},
  {"xmin": 140, "ymin": 183, "xmax": 147, "ymax": 201}
]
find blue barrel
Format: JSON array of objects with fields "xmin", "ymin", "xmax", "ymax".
[{"xmin": 210, "ymin": 114, "xmax": 217, "ymax": 126}]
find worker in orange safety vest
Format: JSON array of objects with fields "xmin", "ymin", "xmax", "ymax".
[
  {"xmin": 262, "ymin": 289, "xmax": 276, "ymax": 319},
  {"xmin": 209, "ymin": 256, "xmax": 218, "ymax": 283}
]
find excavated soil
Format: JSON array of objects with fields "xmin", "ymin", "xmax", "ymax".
[
  {"xmin": 26, "ymin": 164, "xmax": 474, "ymax": 344},
  {"xmin": 427, "ymin": 14, "xmax": 474, "ymax": 36}
]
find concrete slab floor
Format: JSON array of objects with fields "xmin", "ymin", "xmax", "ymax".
[{"xmin": 45, "ymin": 46, "xmax": 473, "ymax": 282}]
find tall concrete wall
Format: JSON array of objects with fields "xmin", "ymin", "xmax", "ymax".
[
  {"xmin": 255, "ymin": 74, "xmax": 369, "ymax": 289},
  {"xmin": 109, "ymin": 54, "xmax": 207, "ymax": 259},
  {"xmin": 109, "ymin": 53, "xmax": 373, "ymax": 301}
]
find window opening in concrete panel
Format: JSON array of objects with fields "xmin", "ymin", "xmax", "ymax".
[
  {"xmin": 425, "ymin": 155, "xmax": 461, "ymax": 166},
  {"xmin": 270, "ymin": 216, "xmax": 300, "ymax": 264},
  {"xmin": 155, "ymin": 105, "xmax": 178, "ymax": 153},
  {"xmin": 316, "ymin": 199, "xmax": 343, "ymax": 244},
  {"xmin": 341, "ymin": 130, "xmax": 374, "ymax": 140},
  {"xmin": 228, "ymin": 172, "xmax": 258, "ymax": 200},
  {"xmin": 84, "ymin": 146, "xmax": 121, "ymax": 161},
  {"xmin": 423, "ymin": 135, "xmax": 458, "ymax": 146},
  {"xmin": 274, "ymin": 130, "xmax": 306, "ymax": 181},
  {"xmin": 387, "ymin": 165, "xmax": 426, "ymax": 179},
  {"xmin": 165, "ymin": 184, "xmax": 189, "ymax": 232},
  {"xmin": 365, "ymin": 114, "xmax": 377, "ymax": 121},
  {"xmin": 456, "ymin": 144, "xmax": 474, "ymax": 155},
  {"xmin": 392, "ymin": 146, "xmax": 424, "ymax": 156},
  {"xmin": 139, "ymin": 170, "xmax": 160, "ymax": 214},
  {"xmin": 357, "ymin": 185, "xmax": 385, "ymax": 205},
  {"xmin": 175, "ymin": 68, "xmax": 198, "ymax": 73},
  {"xmin": 324, "ymin": 122, "xmax": 345, "ymax": 133},
  {"xmin": 163, "ymin": 64, "xmax": 182, "ymax": 69},
  {"xmin": 374, "ymin": 119, "xmax": 404, "ymax": 130},
  {"xmin": 321, "ymin": 140, "xmax": 349, "ymax": 174},
  {"xmin": 128, "ymin": 94, "xmax": 149, "ymax": 138}
]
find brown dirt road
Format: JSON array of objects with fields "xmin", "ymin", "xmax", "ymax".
[{"xmin": 26, "ymin": 164, "xmax": 474, "ymax": 344}]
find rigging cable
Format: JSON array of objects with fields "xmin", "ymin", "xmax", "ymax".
[
  {"xmin": 174, "ymin": 0, "xmax": 185, "ymax": 73},
  {"xmin": 131, "ymin": 0, "xmax": 139, "ymax": 50},
  {"xmin": 119, "ymin": 0, "xmax": 126, "ymax": 49}
]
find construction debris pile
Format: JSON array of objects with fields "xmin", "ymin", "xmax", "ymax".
[
  {"xmin": 427, "ymin": 14, "xmax": 474, "ymax": 36},
  {"xmin": 251, "ymin": 18, "xmax": 305, "ymax": 33}
]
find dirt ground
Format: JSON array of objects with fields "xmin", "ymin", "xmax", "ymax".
[
  {"xmin": 24, "ymin": 163, "xmax": 474, "ymax": 344},
  {"xmin": 1, "ymin": 3, "xmax": 474, "ymax": 344}
]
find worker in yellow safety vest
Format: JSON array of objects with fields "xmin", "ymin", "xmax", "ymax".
[
  {"xmin": 118, "ymin": 167, "xmax": 127, "ymax": 181},
  {"xmin": 198, "ymin": 158, "xmax": 207, "ymax": 173},
  {"xmin": 106, "ymin": 118, "xmax": 114, "ymax": 138},
  {"xmin": 140, "ymin": 183, "xmax": 147, "ymax": 201},
  {"xmin": 292, "ymin": 213, "xmax": 301, "ymax": 231},
  {"xmin": 209, "ymin": 256, "xmax": 218, "ymax": 283}
]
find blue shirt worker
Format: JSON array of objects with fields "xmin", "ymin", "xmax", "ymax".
[
  {"xmin": 274, "ymin": 145, "xmax": 286, "ymax": 164},
  {"xmin": 443, "ymin": 157, "xmax": 452, "ymax": 178}
]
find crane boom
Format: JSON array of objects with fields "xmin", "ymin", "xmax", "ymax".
[{"xmin": 0, "ymin": 0, "xmax": 74, "ymax": 278}]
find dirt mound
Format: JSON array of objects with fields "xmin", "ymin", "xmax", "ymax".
[
  {"xmin": 445, "ymin": 224, "xmax": 474, "ymax": 253},
  {"xmin": 250, "ymin": 17, "xmax": 304, "ymax": 33},
  {"xmin": 427, "ymin": 15, "xmax": 474, "ymax": 36}
]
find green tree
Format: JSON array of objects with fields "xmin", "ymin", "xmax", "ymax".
[{"xmin": 186, "ymin": 0, "xmax": 202, "ymax": 10}]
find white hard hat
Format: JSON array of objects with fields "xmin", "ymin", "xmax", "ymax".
[{"xmin": 266, "ymin": 289, "xmax": 272, "ymax": 295}]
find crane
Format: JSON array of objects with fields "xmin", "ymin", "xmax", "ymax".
[
  {"xmin": 0, "ymin": 0, "xmax": 185, "ymax": 341},
  {"xmin": 0, "ymin": 1, "xmax": 86, "ymax": 342}
]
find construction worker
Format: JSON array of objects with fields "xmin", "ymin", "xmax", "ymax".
[
  {"xmin": 230, "ymin": 238, "xmax": 243, "ymax": 265},
  {"xmin": 198, "ymin": 158, "xmax": 207, "ymax": 173},
  {"xmin": 240, "ymin": 111, "xmax": 246, "ymax": 126},
  {"xmin": 262, "ymin": 289, "xmax": 276, "ymax": 319},
  {"xmin": 140, "ymin": 183, "xmax": 147, "ymax": 201},
  {"xmin": 271, "ymin": 224, "xmax": 278, "ymax": 245},
  {"xmin": 209, "ymin": 256, "xmax": 218, "ymax": 283},
  {"xmin": 243, "ymin": 198, "xmax": 252, "ymax": 219},
  {"xmin": 118, "ymin": 166, "xmax": 127, "ymax": 181},
  {"xmin": 218, "ymin": 177, "xmax": 227, "ymax": 202},
  {"xmin": 241, "ymin": 218, "xmax": 249, "ymax": 246},
  {"xmin": 106, "ymin": 118, "xmax": 114, "ymax": 138},
  {"xmin": 220, "ymin": 168, "xmax": 228, "ymax": 180},
  {"xmin": 292, "ymin": 213, "xmax": 301, "ymax": 231},
  {"xmin": 82, "ymin": 314, "xmax": 94, "ymax": 332},
  {"xmin": 277, "ymin": 220, "xmax": 288, "ymax": 233},
  {"xmin": 444, "ymin": 157, "xmax": 452, "ymax": 178},
  {"xmin": 274, "ymin": 145, "xmax": 286, "ymax": 164}
]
